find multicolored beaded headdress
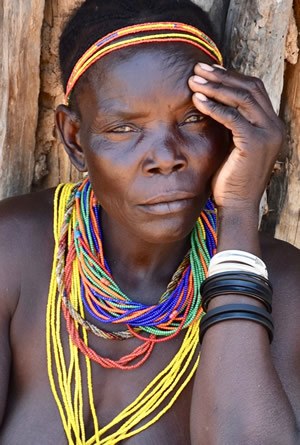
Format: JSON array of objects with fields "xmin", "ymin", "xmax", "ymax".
[{"xmin": 65, "ymin": 21, "xmax": 223, "ymax": 101}]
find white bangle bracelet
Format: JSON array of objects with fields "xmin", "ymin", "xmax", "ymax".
[
  {"xmin": 208, "ymin": 250, "xmax": 268, "ymax": 279},
  {"xmin": 208, "ymin": 263, "xmax": 268, "ymax": 279}
]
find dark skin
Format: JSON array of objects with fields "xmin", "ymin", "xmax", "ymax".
[{"xmin": 0, "ymin": 44, "xmax": 299, "ymax": 444}]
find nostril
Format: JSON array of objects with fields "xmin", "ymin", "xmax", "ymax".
[
  {"xmin": 142, "ymin": 145, "xmax": 187, "ymax": 176},
  {"xmin": 173, "ymin": 160, "xmax": 185, "ymax": 172},
  {"xmin": 147, "ymin": 166, "xmax": 161, "ymax": 175},
  {"xmin": 146, "ymin": 161, "xmax": 185, "ymax": 176}
]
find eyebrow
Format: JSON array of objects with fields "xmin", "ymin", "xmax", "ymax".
[
  {"xmin": 96, "ymin": 92, "xmax": 193, "ymax": 120},
  {"xmin": 103, "ymin": 109, "xmax": 151, "ymax": 119},
  {"xmin": 95, "ymin": 97, "xmax": 150, "ymax": 119}
]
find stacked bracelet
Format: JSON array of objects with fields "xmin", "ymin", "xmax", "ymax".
[
  {"xmin": 200, "ymin": 271, "xmax": 273, "ymax": 313},
  {"xmin": 208, "ymin": 250, "xmax": 268, "ymax": 279},
  {"xmin": 199, "ymin": 303, "xmax": 274, "ymax": 344},
  {"xmin": 199, "ymin": 250, "xmax": 274, "ymax": 343}
]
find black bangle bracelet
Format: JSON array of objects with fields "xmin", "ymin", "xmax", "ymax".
[
  {"xmin": 202, "ymin": 272, "xmax": 273, "ymax": 292},
  {"xmin": 200, "ymin": 303, "xmax": 274, "ymax": 344},
  {"xmin": 202, "ymin": 287, "xmax": 272, "ymax": 313},
  {"xmin": 202, "ymin": 272, "xmax": 273, "ymax": 293},
  {"xmin": 201, "ymin": 272, "xmax": 273, "ymax": 313}
]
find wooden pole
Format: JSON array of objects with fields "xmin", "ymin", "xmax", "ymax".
[
  {"xmin": 223, "ymin": 0, "xmax": 293, "ymax": 112},
  {"xmin": 0, "ymin": 0, "xmax": 45, "ymax": 198},
  {"xmin": 275, "ymin": 2, "xmax": 300, "ymax": 247},
  {"xmin": 33, "ymin": 0, "xmax": 84, "ymax": 190}
]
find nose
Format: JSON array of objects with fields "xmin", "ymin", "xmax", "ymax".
[{"xmin": 142, "ymin": 136, "xmax": 187, "ymax": 176}]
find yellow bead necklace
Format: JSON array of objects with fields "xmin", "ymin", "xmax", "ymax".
[{"xmin": 46, "ymin": 183, "xmax": 200, "ymax": 444}]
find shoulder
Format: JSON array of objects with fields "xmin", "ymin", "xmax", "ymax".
[
  {"xmin": 260, "ymin": 232, "xmax": 299, "ymax": 321},
  {"xmin": 261, "ymin": 232, "xmax": 300, "ymax": 338},
  {"xmin": 0, "ymin": 187, "xmax": 55, "ymax": 228},
  {"xmin": 260, "ymin": 232, "xmax": 300, "ymax": 291},
  {"xmin": 260, "ymin": 231, "xmax": 300, "ymax": 340},
  {"xmin": 0, "ymin": 188, "xmax": 56, "ymax": 316},
  {"xmin": 260, "ymin": 233, "xmax": 300, "ymax": 404},
  {"xmin": 0, "ymin": 187, "xmax": 56, "ymax": 251}
]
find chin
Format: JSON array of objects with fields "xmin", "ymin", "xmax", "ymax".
[{"xmin": 135, "ymin": 216, "xmax": 197, "ymax": 245}]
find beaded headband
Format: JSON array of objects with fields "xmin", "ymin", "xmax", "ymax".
[{"xmin": 65, "ymin": 21, "xmax": 223, "ymax": 102}]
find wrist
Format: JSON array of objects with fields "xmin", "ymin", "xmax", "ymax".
[
  {"xmin": 207, "ymin": 294, "xmax": 265, "ymax": 310},
  {"xmin": 216, "ymin": 207, "xmax": 260, "ymax": 255}
]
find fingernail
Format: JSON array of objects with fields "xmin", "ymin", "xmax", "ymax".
[
  {"xmin": 212, "ymin": 64, "xmax": 227, "ymax": 71},
  {"xmin": 195, "ymin": 92, "xmax": 208, "ymax": 102},
  {"xmin": 198, "ymin": 63, "xmax": 214, "ymax": 72},
  {"xmin": 193, "ymin": 75, "xmax": 208, "ymax": 84}
]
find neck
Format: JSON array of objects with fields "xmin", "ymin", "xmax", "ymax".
[{"xmin": 101, "ymin": 210, "xmax": 191, "ymax": 305}]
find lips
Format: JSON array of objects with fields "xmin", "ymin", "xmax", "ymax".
[
  {"xmin": 138, "ymin": 192, "xmax": 196, "ymax": 215},
  {"xmin": 140, "ymin": 191, "xmax": 196, "ymax": 205}
]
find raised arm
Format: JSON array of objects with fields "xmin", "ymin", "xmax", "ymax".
[{"xmin": 188, "ymin": 63, "xmax": 300, "ymax": 444}]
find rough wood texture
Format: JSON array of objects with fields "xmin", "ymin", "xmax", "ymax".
[
  {"xmin": 33, "ymin": 0, "xmax": 84, "ymax": 190},
  {"xmin": 223, "ymin": 0, "xmax": 293, "ymax": 112},
  {"xmin": 275, "ymin": 3, "xmax": 300, "ymax": 248},
  {"xmin": 0, "ymin": 0, "xmax": 45, "ymax": 198}
]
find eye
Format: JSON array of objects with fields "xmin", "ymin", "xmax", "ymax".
[
  {"xmin": 182, "ymin": 114, "xmax": 205, "ymax": 124},
  {"xmin": 110, "ymin": 125, "xmax": 137, "ymax": 133}
]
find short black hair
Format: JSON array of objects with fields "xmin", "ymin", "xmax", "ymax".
[{"xmin": 59, "ymin": 0, "xmax": 219, "ymax": 93}]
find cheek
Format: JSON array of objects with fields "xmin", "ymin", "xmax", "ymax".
[{"xmin": 83, "ymin": 149, "xmax": 133, "ymax": 214}]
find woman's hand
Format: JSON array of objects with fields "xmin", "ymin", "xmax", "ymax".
[{"xmin": 188, "ymin": 63, "xmax": 285, "ymax": 212}]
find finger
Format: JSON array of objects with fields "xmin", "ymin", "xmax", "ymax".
[
  {"xmin": 194, "ymin": 63, "xmax": 277, "ymax": 121},
  {"xmin": 195, "ymin": 63, "xmax": 275, "ymax": 113},
  {"xmin": 188, "ymin": 75, "xmax": 269, "ymax": 128},
  {"xmin": 192, "ymin": 92, "xmax": 256, "ymax": 137}
]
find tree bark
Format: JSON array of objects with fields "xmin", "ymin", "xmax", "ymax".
[
  {"xmin": 32, "ymin": 0, "xmax": 84, "ymax": 190},
  {"xmin": 0, "ymin": 0, "xmax": 45, "ymax": 198},
  {"xmin": 274, "ymin": 2, "xmax": 300, "ymax": 247},
  {"xmin": 223, "ymin": 0, "xmax": 293, "ymax": 112}
]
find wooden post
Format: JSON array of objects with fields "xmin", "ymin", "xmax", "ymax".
[
  {"xmin": 33, "ymin": 0, "xmax": 84, "ymax": 190},
  {"xmin": 0, "ymin": 0, "xmax": 45, "ymax": 198},
  {"xmin": 275, "ymin": 2, "xmax": 300, "ymax": 247},
  {"xmin": 223, "ymin": 0, "xmax": 293, "ymax": 112}
]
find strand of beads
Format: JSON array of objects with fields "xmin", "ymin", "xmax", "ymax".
[
  {"xmin": 74, "ymin": 179, "xmax": 215, "ymax": 334},
  {"xmin": 56, "ymin": 178, "xmax": 217, "ymax": 369}
]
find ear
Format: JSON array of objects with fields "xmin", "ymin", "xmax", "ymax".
[{"xmin": 55, "ymin": 105, "xmax": 87, "ymax": 172}]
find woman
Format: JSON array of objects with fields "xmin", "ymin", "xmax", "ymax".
[{"xmin": 0, "ymin": 0, "xmax": 299, "ymax": 444}]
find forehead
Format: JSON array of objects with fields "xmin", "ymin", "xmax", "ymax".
[{"xmin": 76, "ymin": 43, "xmax": 213, "ymax": 114}]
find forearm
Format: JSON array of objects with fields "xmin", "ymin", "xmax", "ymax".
[{"xmin": 191, "ymin": 210, "xmax": 299, "ymax": 444}]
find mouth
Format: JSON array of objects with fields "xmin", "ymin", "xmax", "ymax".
[
  {"xmin": 138, "ymin": 192, "xmax": 196, "ymax": 215},
  {"xmin": 141, "ymin": 192, "xmax": 196, "ymax": 205}
]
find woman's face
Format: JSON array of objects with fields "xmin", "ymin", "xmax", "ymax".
[{"xmin": 68, "ymin": 45, "xmax": 230, "ymax": 244}]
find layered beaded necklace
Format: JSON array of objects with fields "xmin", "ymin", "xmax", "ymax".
[{"xmin": 47, "ymin": 178, "xmax": 217, "ymax": 444}]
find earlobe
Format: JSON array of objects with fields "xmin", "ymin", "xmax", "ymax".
[{"xmin": 55, "ymin": 104, "xmax": 87, "ymax": 172}]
